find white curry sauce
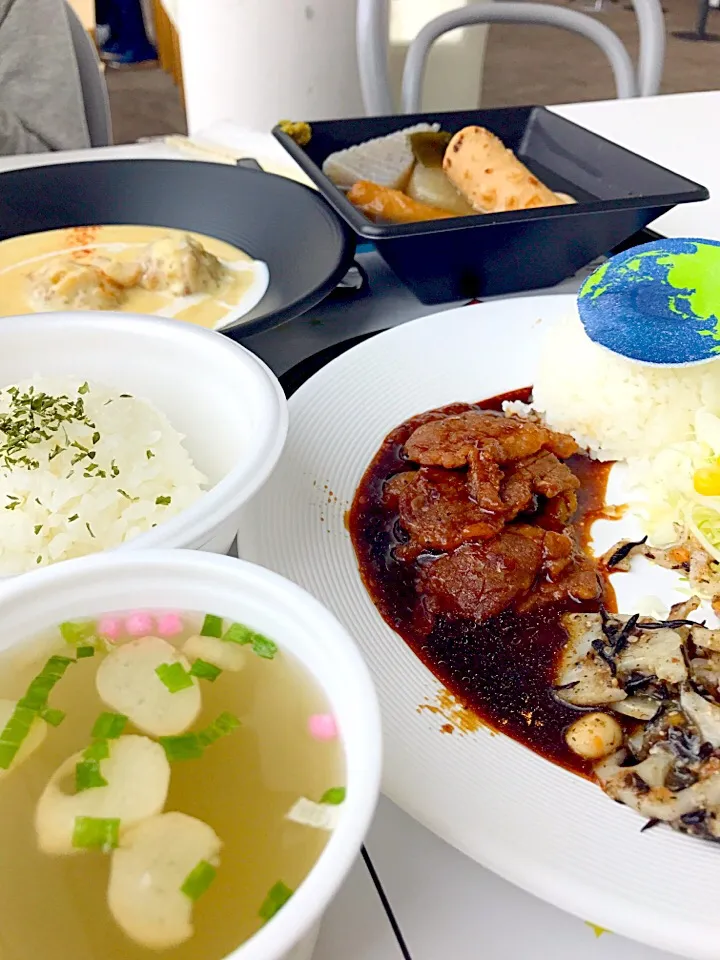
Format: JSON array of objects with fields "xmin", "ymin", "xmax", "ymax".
[{"xmin": 0, "ymin": 225, "xmax": 269, "ymax": 330}]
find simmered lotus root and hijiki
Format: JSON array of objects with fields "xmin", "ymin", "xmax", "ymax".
[
  {"xmin": 28, "ymin": 234, "xmax": 230, "ymax": 312},
  {"xmin": 557, "ymin": 601, "xmax": 720, "ymax": 843}
]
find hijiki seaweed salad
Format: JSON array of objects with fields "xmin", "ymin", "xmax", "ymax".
[
  {"xmin": 350, "ymin": 242, "xmax": 720, "ymax": 849},
  {"xmin": 558, "ymin": 599, "xmax": 720, "ymax": 842}
]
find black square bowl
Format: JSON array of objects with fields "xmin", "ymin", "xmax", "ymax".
[{"xmin": 274, "ymin": 106, "xmax": 709, "ymax": 304}]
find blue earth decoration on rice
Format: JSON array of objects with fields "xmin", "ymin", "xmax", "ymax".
[{"xmin": 577, "ymin": 237, "xmax": 720, "ymax": 366}]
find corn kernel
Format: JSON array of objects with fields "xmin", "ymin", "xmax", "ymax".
[{"xmin": 694, "ymin": 467, "xmax": 720, "ymax": 496}]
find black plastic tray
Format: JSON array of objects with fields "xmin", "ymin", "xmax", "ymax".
[
  {"xmin": 277, "ymin": 225, "xmax": 668, "ymax": 397},
  {"xmin": 275, "ymin": 107, "xmax": 708, "ymax": 304}
]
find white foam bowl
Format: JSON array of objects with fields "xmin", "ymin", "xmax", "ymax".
[
  {"xmin": 0, "ymin": 312, "xmax": 288, "ymax": 570},
  {"xmin": 0, "ymin": 549, "xmax": 382, "ymax": 960}
]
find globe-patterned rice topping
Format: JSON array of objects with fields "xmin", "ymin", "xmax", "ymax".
[{"xmin": 577, "ymin": 237, "xmax": 720, "ymax": 365}]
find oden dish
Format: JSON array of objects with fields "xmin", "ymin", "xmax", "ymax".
[{"xmin": 0, "ymin": 226, "xmax": 270, "ymax": 331}]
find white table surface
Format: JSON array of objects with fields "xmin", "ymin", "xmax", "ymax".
[
  {"xmin": 553, "ymin": 91, "xmax": 720, "ymax": 241},
  {"xmin": 2, "ymin": 89, "xmax": 718, "ymax": 960}
]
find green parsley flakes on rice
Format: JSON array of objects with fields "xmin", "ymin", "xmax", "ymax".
[{"xmin": 0, "ymin": 378, "xmax": 206, "ymax": 575}]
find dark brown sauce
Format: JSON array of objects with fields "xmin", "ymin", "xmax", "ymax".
[{"xmin": 349, "ymin": 389, "xmax": 615, "ymax": 777}]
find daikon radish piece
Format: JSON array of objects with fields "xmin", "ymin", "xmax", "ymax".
[
  {"xmin": 443, "ymin": 126, "xmax": 563, "ymax": 213},
  {"xmin": 0, "ymin": 698, "xmax": 47, "ymax": 780},
  {"xmin": 183, "ymin": 634, "xmax": 246, "ymax": 673},
  {"xmin": 322, "ymin": 123, "xmax": 438, "ymax": 190},
  {"xmin": 285, "ymin": 797, "xmax": 341, "ymax": 831},
  {"xmin": 35, "ymin": 735, "xmax": 170, "ymax": 855},
  {"xmin": 108, "ymin": 812, "xmax": 222, "ymax": 950},
  {"xmin": 406, "ymin": 164, "xmax": 476, "ymax": 216},
  {"xmin": 96, "ymin": 636, "xmax": 201, "ymax": 736}
]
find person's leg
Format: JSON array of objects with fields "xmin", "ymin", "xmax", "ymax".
[
  {"xmin": 100, "ymin": 0, "xmax": 156, "ymax": 63},
  {"xmin": 95, "ymin": 0, "xmax": 111, "ymax": 24}
]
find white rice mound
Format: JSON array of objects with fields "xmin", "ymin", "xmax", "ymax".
[
  {"xmin": 0, "ymin": 378, "xmax": 207, "ymax": 575},
  {"xmin": 530, "ymin": 311, "xmax": 720, "ymax": 461}
]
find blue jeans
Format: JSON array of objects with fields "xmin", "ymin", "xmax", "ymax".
[{"xmin": 100, "ymin": 0, "xmax": 157, "ymax": 62}]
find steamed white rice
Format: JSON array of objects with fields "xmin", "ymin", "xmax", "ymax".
[
  {"xmin": 0, "ymin": 378, "xmax": 206, "ymax": 575},
  {"xmin": 528, "ymin": 311, "xmax": 720, "ymax": 461}
]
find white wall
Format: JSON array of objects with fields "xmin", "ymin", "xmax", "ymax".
[{"xmin": 66, "ymin": 0, "xmax": 95, "ymax": 29}]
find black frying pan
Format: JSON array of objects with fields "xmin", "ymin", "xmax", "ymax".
[{"xmin": 0, "ymin": 159, "xmax": 356, "ymax": 338}]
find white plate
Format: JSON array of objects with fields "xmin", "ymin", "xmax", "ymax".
[{"xmin": 237, "ymin": 294, "xmax": 718, "ymax": 960}]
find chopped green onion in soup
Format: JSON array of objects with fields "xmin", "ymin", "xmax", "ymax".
[
  {"xmin": 159, "ymin": 734, "xmax": 204, "ymax": 762},
  {"xmin": 222, "ymin": 622, "xmax": 253, "ymax": 645},
  {"xmin": 72, "ymin": 815, "xmax": 120, "ymax": 851},
  {"xmin": 200, "ymin": 614, "xmax": 224, "ymax": 638},
  {"xmin": 160, "ymin": 712, "xmax": 241, "ymax": 761},
  {"xmin": 181, "ymin": 859, "xmax": 218, "ymax": 901},
  {"xmin": 155, "ymin": 662, "xmax": 194, "ymax": 693},
  {"xmin": 222, "ymin": 621, "xmax": 278, "ymax": 659},
  {"xmin": 60, "ymin": 621, "xmax": 96, "ymax": 645},
  {"xmin": 84, "ymin": 739, "xmax": 110, "ymax": 761},
  {"xmin": 320, "ymin": 786, "xmax": 346, "ymax": 805},
  {"xmin": 259, "ymin": 881, "xmax": 293, "ymax": 923},
  {"xmin": 188, "ymin": 659, "xmax": 222, "ymax": 682},
  {"xmin": 91, "ymin": 712, "xmax": 128, "ymax": 739},
  {"xmin": 75, "ymin": 759, "xmax": 108, "ymax": 793},
  {"xmin": 41, "ymin": 707, "xmax": 66, "ymax": 727}
]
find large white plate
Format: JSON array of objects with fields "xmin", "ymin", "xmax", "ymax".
[{"xmin": 237, "ymin": 295, "xmax": 718, "ymax": 959}]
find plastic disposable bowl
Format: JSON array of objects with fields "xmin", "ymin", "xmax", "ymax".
[
  {"xmin": 0, "ymin": 549, "xmax": 382, "ymax": 960},
  {"xmin": 0, "ymin": 312, "xmax": 288, "ymax": 569}
]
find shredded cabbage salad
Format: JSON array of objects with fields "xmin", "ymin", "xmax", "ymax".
[{"xmin": 628, "ymin": 408, "xmax": 720, "ymax": 563}]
